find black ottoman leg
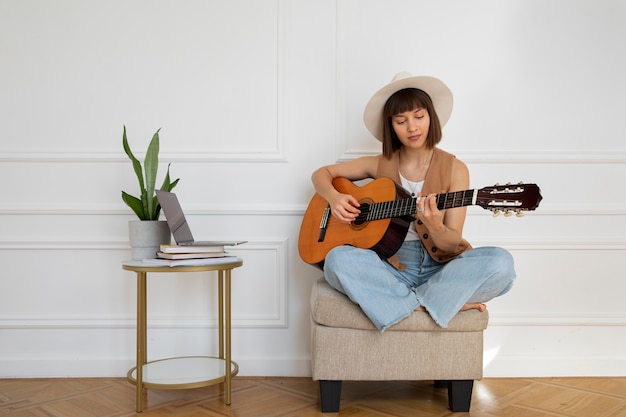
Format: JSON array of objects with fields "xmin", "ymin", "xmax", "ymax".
[
  {"xmin": 319, "ymin": 380, "xmax": 342, "ymax": 412},
  {"xmin": 448, "ymin": 380, "xmax": 474, "ymax": 412},
  {"xmin": 434, "ymin": 380, "xmax": 449, "ymax": 388}
]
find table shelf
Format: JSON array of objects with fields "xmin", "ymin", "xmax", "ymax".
[{"xmin": 127, "ymin": 356, "xmax": 239, "ymax": 389}]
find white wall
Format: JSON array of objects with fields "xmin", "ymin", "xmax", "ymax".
[{"xmin": 0, "ymin": 0, "xmax": 624, "ymax": 378}]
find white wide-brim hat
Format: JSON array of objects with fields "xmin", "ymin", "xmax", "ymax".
[{"xmin": 363, "ymin": 72, "xmax": 454, "ymax": 142}]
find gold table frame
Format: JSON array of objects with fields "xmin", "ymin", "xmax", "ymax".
[{"xmin": 122, "ymin": 259, "xmax": 243, "ymax": 413}]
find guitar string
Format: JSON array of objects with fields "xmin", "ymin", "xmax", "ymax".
[{"xmin": 364, "ymin": 190, "xmax": 474, "ymax": 220}]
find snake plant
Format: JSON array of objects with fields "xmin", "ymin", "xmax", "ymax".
[{"xmin": 121, "ymin": 126, "xmax": 180, "ymax": 220}]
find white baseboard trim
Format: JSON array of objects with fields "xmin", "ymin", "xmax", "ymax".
[
  {"xmin": 0, "ymin": 359, "xmax": 135, "ymax": 378},
  {"xmin": 0, "ymin": 358, "xmax": 312, "ymax": 379},
  {"xmin": 484, "ymin": 356, "xmax": 626, "ymax": 378},
  {"xmin": 2, "ymin": 356, "xmax": 625, "ymax": 379}
]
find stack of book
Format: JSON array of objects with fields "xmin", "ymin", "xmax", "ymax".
[
  {"xmin": 143, "ymin": 244, "xmax": 238, "ymax": 266},
  {"xmin": 158, "ymin": 244, "xmax": 228, "ymax": 259}
]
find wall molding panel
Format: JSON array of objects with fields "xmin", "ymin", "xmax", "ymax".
[
  {"xmin": 0, "ymin": 239, "xmax": 289, "ymax": 329},
  {"xmin": 1, "ymin": 238, "xmax": 625, "ymax": 252},
  {"xmin": 4, "ymin": 312, "xmax": 623, "ymax": 331},
  {"xmin": 0, "ymin": 150, "xmax": 288, "ymax": 163},
  {"xmin": 2, "ymin": 0, "xmax": 625, "ymax": 379},
  {"xmin": 3, "ymin": 149, "xmax": 626, "ymax": 165},
  {"xmin": 489, "ymin": 314, "xmax": 626, "ymax": 327},
  {"xmin": 338, "ymin": 149, "xmax": 626, "ymax": 164},
  {"xmin": 0, "ymin": 204, "xmax": 625, "ymax": 217}
]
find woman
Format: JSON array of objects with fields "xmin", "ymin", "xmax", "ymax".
[{"xmin": 311, "ymin": 72, "xmax": 516, "ymax": 332}]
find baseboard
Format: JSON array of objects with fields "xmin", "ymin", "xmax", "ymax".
[
  {"xmin": 0, "ymin": 359, "xmax": 135, "ymax": 378},
  {"xmin": 484, "ymin": 356, "xmax": 626, "ymax": 378},
  {"xmin": 0, "ymin": 358, "xmax": 312, "ymax": 379},
  {"xmin": 2, "ymin": 356, "xmax": 625, "ymax": 379}
]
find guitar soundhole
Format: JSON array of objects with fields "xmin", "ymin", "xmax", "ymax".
[{"xmin": 350, "ymin": 199, "xmax": 373, "ymax": 231}]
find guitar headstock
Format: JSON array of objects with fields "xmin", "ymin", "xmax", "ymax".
[{"xmin": 476, "ymin": 183, "xmax": 543, "ymax": 217}]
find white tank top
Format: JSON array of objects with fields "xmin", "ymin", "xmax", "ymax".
[{"xmin": 399, "ymin": 173, "xmax": 423, "ymax": 241}]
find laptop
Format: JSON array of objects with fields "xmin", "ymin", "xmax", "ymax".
[{"xmin": 155, "ymin": 190, "xmax": 247, "ymax": 247}]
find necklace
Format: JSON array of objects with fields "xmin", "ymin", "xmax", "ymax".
[
  {"xmin": 399, "ymin": 172, "xmax": 421, "ymax": 197},
  {"xmin": 399, "ymin": 150, "xmax": 433, "ymax": 197}
]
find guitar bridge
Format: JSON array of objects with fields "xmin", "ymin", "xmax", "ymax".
[{"xmin": 317, "ymin": 205, "xmax": 331, "ymax": 242}]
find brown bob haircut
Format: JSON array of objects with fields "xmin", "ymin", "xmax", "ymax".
[{"xmin": 381, "ymin": 88, "xmax": 443, "ymax": 158}]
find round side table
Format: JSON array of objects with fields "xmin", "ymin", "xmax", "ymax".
[{"xmin": 122, "ymin": 258, "xmax": 243, "ymax": 413}]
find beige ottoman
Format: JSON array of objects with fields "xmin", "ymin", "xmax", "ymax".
[{"xmin": 310, "ymin": 277, "xmax": 489, "ymax": 412}]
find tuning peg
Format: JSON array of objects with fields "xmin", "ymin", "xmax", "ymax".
[
  {"xmin": 492, "ymin": 210, "xmax": 501, "ymax": 218},
  {"xmin": 516, "ymin": 211, "xmax": 524, "ymax": 218},
  {"xmin": 504, "ymin": 211, "xmax": 513, "ymax": 218}
]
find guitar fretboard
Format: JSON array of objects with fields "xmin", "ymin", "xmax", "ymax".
[{"xmin": 362, "ymin": 189, "xmax": 477, "ymax": 222}]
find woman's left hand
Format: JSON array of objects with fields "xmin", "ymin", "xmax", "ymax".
[{"xmin": 416, "ymin": 193, "xmax": 446, "ymax": 234}]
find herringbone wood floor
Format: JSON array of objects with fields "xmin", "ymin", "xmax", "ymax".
[{"xmin": 1, "ymin": 377, "xmax": 625, "ymax": 416}]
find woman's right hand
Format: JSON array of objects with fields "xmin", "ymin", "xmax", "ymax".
[
  {"xmin": 311, "ymin": 155, "xmax": 378, "ymax": 224},
  {"xmin": 329, "ymin": 193, "xmax": 360, "ymax": 224}
]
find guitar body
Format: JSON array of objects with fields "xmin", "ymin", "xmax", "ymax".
[{"xmin": 298, "ymin": 177, "xmax": 413, "ymax": 268}]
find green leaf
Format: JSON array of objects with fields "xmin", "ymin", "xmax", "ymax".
[
  {"xmin": 169, "ymin": 178, "xmax": 180, "ymax": 189},
  {"xmin": 154, "ymin": 164, "xmax": 180, "ymax": 219},
  {"xmin": 160, "ymin": 163, "xmax": 180, "ymax": 191},
  {"xmin": 121, "ymin": 191, "xmax": 146, "ymax": 219},
  {"xmin": 143, "ymin": 129, "xmax": 160, "ymax": 220},
  {"xmin": 122, "ymin": 126, "xmax": 145, "ymax": 193}
]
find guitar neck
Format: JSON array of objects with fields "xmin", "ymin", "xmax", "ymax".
[
  {"xmin": 366, "ymin": 189, "xmax": 477, "ymax": 221},
  {"xmin": 435, "ymin": 189, "xmax": 477, "ymax": 211}
]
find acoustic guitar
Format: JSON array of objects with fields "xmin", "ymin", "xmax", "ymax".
[{"xmin": 298, "ymin": 177, "xmax": 542, "ymax": 268}]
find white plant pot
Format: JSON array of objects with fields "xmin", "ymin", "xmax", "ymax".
[{"xmin": 128, "ymin": 220, "xmax": 171, "ymax": 260}]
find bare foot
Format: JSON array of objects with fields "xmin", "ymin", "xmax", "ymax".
[{"xmin": 460, "ymin": 302, "xmax": 486, "ymax": 312}]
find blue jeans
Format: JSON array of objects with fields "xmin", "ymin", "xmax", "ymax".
[{"xmin": 323, "ymin": 240, "xmax": 516, "ymax": 332}]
